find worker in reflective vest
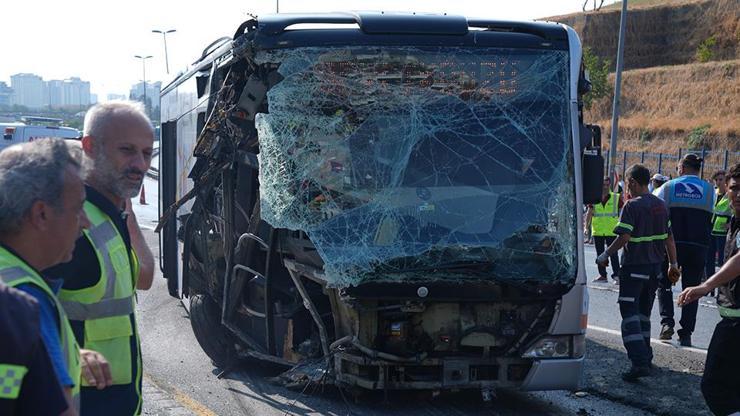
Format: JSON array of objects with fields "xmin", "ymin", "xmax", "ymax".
[
  {"xmin": 585, "ymin": 177, "xmax": 622, "ymax": 283},
  {"xmin": 47, "ymin": 102, "xmax": 155, "ymax": 416},
  {"xmin": 708, "ymin": 170, "xmax": 731, "ymax": 279},
  {"xmin": 597, "ymin": 164, "xmax": 679, "ymax": 382},
  {"xmin": 0, "ymin": 283, "xmax": 69, "ymax": 415},
  {"xmin": 655, "ymin": 153, "xmax": 715, "ymax": 347},
  {"xmin": 0, "ymin": 248, "xmax": 82, "ymax": 412},
  {"xmin": 0, "ymin": 139, "xmax": 111, "ymax": 415},
  {"xmin": 678, "ymin": 163, "xmax": 740, "ymax": 415}
]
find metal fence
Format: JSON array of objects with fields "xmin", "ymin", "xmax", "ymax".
[{"xmin": 605, "ymin": 148, "xmax": 740, "ymax": 180}]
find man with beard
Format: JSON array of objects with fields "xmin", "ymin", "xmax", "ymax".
[{"xmin": 46, "ymin": 101, "xmax": 155, "ymax": 415}]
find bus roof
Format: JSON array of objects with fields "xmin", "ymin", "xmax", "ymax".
[{"xmin": 162, "ymin": 12, "xmax": 571, "ymax": 96}]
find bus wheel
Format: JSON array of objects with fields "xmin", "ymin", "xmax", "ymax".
[{"xmin": 189, "ymin": 293, "xmax": 236, "ymax": 368}]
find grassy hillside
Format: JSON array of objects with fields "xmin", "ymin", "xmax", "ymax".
[
  {"xmin": 603, "ymin": 0, "xmax": 702, "ymax": 10},
  {"xmin": 546, "ymin": 0, "xmax": 739, "ymax": 70},
  {"xmin": 545, "ymin": 0, "xmax": 739, "ymax": 153},
  {"xmin": 587, "ymin": 60, "xmax": 739, "ymax": 152}
]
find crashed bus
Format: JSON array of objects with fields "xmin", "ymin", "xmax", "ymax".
[{"xmin": 157, "ymin": 12, "xmax": 604, "ymax": 396}]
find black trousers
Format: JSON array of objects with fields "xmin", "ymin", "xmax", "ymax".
[
  {"xmin": 706, "ymin": 235, "xmax": 727, "ymax": 279},
  {"xmin": 618, "ymin": 264, "xmax": 660, "ymax": 367},
  {"xmin": 658, "ymin": 261, "xmax": 704, "ymax": 334},
  {"xmin": 701, "ymin": 318, "xmax": 740, "ymax": 415},
  {"xmin": 594, "ymin": 235, "xmax": 620, "ymax": 278}
]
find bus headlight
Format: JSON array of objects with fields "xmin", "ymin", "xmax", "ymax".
[{"xmin": 522, "ymin": 335, "xmax": 584, "ymax": 359}]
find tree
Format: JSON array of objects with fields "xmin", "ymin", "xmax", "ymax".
[
  {"xmin": 582, "ymin": 47, "xmax": 612, "ymax": 109},
  {"xmin": 583, "ymin": 0, "xmax": 606, "ymax": 12}
]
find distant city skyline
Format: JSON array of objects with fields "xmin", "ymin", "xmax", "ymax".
[{"xmin": 5, "ymin": 73, "xmax": 91, "ymax": 109}]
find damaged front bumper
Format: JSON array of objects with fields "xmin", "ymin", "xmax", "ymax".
[{"xmin": 332, "ymin": 352, "xmax": 582, "ymax": 390}]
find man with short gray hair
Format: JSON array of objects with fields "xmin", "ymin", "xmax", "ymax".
[
  {"xmin": 0, "ymin": 138, "xmax": 107, "ymax": 415},
  {"xmin": 47, "ymin": 101, "xmax": 155, "ymax": 415}
]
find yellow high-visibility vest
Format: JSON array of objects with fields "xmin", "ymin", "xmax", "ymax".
[
  {"xmin": 591, "ymin": 192, "xmax": 620, "ymax": 237},
  {"xmin": 0, "ymin": 247, "xmax": 81, "ymax": 409},
  {"xmin": 58, "ymin": 202, "xmax": 141, "ymax": 411},
  {"xmin": 712, "ymin": 195, "xmax": 731, "ymax": 236}
]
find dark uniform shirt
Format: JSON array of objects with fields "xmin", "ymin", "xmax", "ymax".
[
  {"xmin": 719, "ymin": 216, "xmax": 740, "ymax": 312},
  {"xmin": 0, "ymin": 283, "xmax": 68, "ymax": 415},
  {"xmin": 614, "ymin": 193, "xmax": 671, "ymax": 266}
]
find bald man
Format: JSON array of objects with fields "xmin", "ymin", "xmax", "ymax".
[{"xmin": 47, "ymin": 101, "xmax": 155, "ymax": 416}]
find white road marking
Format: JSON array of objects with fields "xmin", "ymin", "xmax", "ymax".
[
  {"xmin": 588, "ymin": 283, "xmax": 718, "ymax": 309},
  {"xmin": 587, "ymin": 324, "xmax": 708, "ymax": 356}
]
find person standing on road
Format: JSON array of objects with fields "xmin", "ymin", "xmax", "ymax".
[
  {"xmin": 707, "ymin": 170, "xmax": 731, "ymax": 279},
  {"xmin": 596, "ymin": 164, "xmax": 679, "ymax": 382},
  {"xmin": 650, "ymin": 173, "xmax": 669, "ymax": 195},
  {"xmin": 585, "ymin": 177, "xmax": 623, "ymax": 283},
  {"xmin": 655, "ymin": 154, "xmax": 715, "ymax": 346},
  {"xmin": 0, "ymin": 282, "xmax": 69, "ymax": 415},
  {"xmin": 678, "ymin": 162, "xmax": 740, "ymax": 416},
  {"xmin": 46, "ymin": 101, "xmax": 156, "ymax": 416},
  {"xmin": 0, "ymin": 139, "xmax": 112, "ymax": 415}
]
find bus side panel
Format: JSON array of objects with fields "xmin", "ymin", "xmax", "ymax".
[
  {"xmin": 160, "ymin": 119, "xmax": 179, "ymax": 298},
  {"xmin": 159, "ymin": 75, "xmax": 204, "ymax": 298}
]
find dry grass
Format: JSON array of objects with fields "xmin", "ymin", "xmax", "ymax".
[
  {"xmin": 544, "ymin": 0, "xmax": 740, "ymax": 69},
  {"xmin": 542, "ymin": 0, "xmax": 740, "ymax": 153},
  {"xmin": 602, "ymin": 0, "xmax": 707, "ymax": 11},
  {"xmin": 587, "ymin": 60, "xmax": 740, "ymax": 151}
]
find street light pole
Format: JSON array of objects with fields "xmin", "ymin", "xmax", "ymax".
[
  {"xmin": 152, "ymin": 29, "xmax": 176, "ymax": 74},
  {"xmin": 608, "ymin": 0, "xmax": 628, "ymax": 187},
  {"xmin": 134, "ymin": 55, "xmax": 152, "ymax": 116}
]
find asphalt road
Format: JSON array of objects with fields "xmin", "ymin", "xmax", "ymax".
[{"xmin": 132, "ymin": 183, "xmax": 717, "ymax": 415}]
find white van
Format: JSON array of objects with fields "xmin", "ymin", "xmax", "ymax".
[{"xmin": 1, "ymin": 122, "xmax": 81, "ymax": 151}]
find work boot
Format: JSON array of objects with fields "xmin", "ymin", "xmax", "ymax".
[
  {"xmin": 659, "ymin": 325, "xmax": 674, "ymax": 340},
  {"xmin": 679, "ymin": 333, "xmax": 692, "ymax": 347},
  {"xmin": 592, "ymin": 275, "xmax": 607, "ymax": 282},
  {"xmin": 621, "ymin": 365, "xmax": 651, "ymax": 382}
]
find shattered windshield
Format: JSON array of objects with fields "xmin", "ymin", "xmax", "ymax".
[{"xmin": 254, "ymin": 46, "xmax": 575, "ymax": 288}]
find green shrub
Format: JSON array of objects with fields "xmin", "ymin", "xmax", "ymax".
[
  {"xmin": 639, "ymin": 129, "xmax": 653, "ymax": 143},
  {"xmin": 582, "ymin": 47, "xmax": 612, "ymax": 109},
  {"xmin": 686, "ymin": 124, "xmax": 712, "ymax": 149},
  {"xmin": 696, "ymin": 36, "xmax": 717, "ymax": 63}
]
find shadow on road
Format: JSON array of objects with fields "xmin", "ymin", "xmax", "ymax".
[
  {"xmin": 213, "ymin": 358, "xmax": 602, "ymax": 416},
  {"xmin": 583, "ymin": 338, "xmax": 709, "ymax": 416}
]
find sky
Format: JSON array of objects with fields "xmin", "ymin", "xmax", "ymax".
[{"xmin": 0, "ymin": 0, "xmax": 616, "ymax": 99}]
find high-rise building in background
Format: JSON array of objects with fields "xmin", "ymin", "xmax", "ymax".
[
  {"xmin": 107, "ymin": 93, "xmax": 127, "ymax": 101},
  {"xmin": 129, "ymin": 81, "xmax": 162, "ymax": 110},
  {"xmin": 7, "ymin": 73, "xmax": 91, "ymax": 109},
  {"xmin": 47, "ymin": 79, "xmax": 65, "ymax": 107},
  {"xmin": 0, "ymin": 82, "xmax": 13, "ymax": 107},
  {"xmin": 10, "ymin": 73, "xmax": 45, "ymax": 108},
  {"xmin": 61, "ymin": 77, "xmax": 91, "ymax": 107}
]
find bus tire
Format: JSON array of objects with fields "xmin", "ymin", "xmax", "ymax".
[{"xmin": 189, "ymin": 293, "xmax": 236, "ymax": 368}]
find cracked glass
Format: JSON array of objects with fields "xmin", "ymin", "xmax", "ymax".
[{"xmin": 254, "ymin": 46, "xmax": 576, "ymax": 287}]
